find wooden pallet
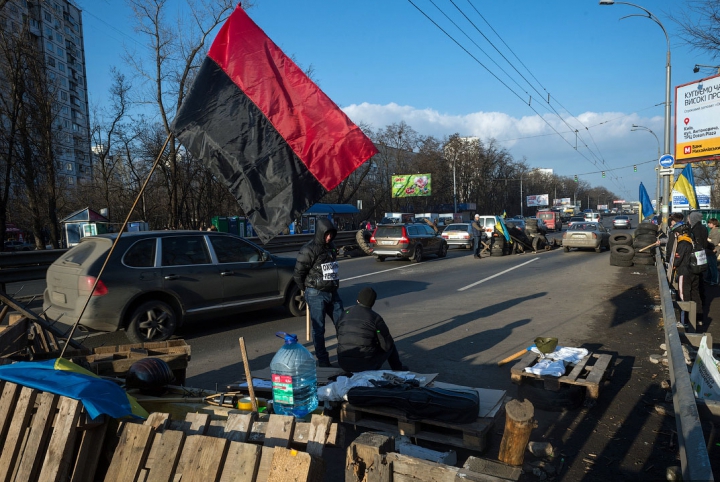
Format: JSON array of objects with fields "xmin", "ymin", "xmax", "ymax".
[
  {"xmin": 339, "ymin": 402, "xmax": 501, "ymax": 452},
  {"xmin": 0, "ymin": 380, "xmax": 109, "ymax": 482},
  {"xmin": 106, "ymin": 411, "xmax": 336, "ymax": 482},
  {"xmin": 510, "ymin": 351, "xmax": 613, "ymax": 399}
]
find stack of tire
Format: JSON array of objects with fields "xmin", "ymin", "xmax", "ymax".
[
  {"xmin": 490, "ymin": 235, "xmax": 506, "ymax": 256},
  {"xmin": 632, "ymin": 222, "xmax": 659, "ymax": 266},
  {"xmin": 609, "ymin": 232, "xmax": 634, "ymax": 267},
  {"xmin": 355, "ymin": 229, "xmax": 373, "ymax": 256},
  {"xmin": 525, "ymin": 218, "xmax": 549, "ymax": 251}
]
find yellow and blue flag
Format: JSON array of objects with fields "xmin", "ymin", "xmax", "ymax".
[
  {"xmin": 0, "ymin": 358, "xmax": 148, "ymax": 420},
  {"xmin": 638, "ymin": 182, "xmax": 654, "ymax": 222},
  {"xmin": 502, "ymin": 210, "xmax": 507, "ymax": 218},
  {"xmin": 675, "ymin": 164, "xmax": 698, "ymax": 209},
  {"xmin": 495, "ymin": 215, "xmax": 511, "ymax": 242}
]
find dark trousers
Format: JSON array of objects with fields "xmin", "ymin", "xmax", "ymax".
[
  {"xmin": 305, "ymin": 288, "xmax": 343, "ymax": 363},
  {"xmin": 678, "ymin": 273, "xmax": 701, "ymax": 324},
  {"xmin": 473, "ymin": 236, "xmax": 482, "ymax": 256}
]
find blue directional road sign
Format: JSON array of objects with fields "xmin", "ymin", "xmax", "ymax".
[{"xmin": 659, "ymin": 154, "xmax": 675, "ymax": 168}]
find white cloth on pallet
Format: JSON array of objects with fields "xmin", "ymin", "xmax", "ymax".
[
  {"xmin": 524, "ymin": 358, "xmax": 566, "ymax": 377},
  {"xmin": 530, "ymin": 346, "xmax": 589, "ymax": 364}
]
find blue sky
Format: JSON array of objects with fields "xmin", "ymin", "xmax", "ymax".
[{"xmin": 76, "ymin": 0, "xmax": 715, "ymax": 200}]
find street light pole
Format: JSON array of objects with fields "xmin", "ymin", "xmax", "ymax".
[
  {"xmin": 631, "ymin": 124, "xmax": 661, "ymax": 213},
  {"xmin": 452, "ymin": 158, "xmax": 457, "ymax": 215},
  {"xmin": 601, "ymin": 0, "xmax": 672, "ymax": 227}
]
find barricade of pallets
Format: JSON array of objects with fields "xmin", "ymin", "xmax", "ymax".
[
  {"xmin": 510, "ymin": 352, "xmax": 613, "ymax": 399},
  {"xmin": 107, "ymin": 410, "xmax": 339, "ymax": 482},
  {"xmin": 0, "ymin": 380, "xmax": 110, "ymax": 482}
]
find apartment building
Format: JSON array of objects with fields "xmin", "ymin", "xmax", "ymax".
[{"xmin": 1, "ymin": 0, "xmax": 92, "ymax": 185}]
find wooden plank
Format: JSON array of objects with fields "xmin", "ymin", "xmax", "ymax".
[
  {"xmin": 560, "ymin": 355, "xmax": 591, "ymax": 383},
  {"xmin": 584, "ymin": 354, "xmax": 613, "ymax": 399},
  {"xmin": 103, "ymin": 423, "xmax": 154, "ymax": 482},
  {"xmin": 255, "ymin": 446, "xmax": 275, "ymax": 482},
  {"xmin": 509, "ymin": 352, "xmax": 538, "ymax": 383},
  {"xmin": 145, "ymin": 430, "xmax": 185, "ymax": 482},
  {"xmin": 0, "ymin": 292, "xmax": 81, "ymax": 349},
  {"xmin": 38, "ymin": 397, "xmax": 82, "ymax": 482},
  {"xmin": 144, "ymin": 412, "xmax": 171, "ymax": 431},
  {"xmin": 346, "ymin": 433, "xmax": 394, "ymax": 482},
  {"xmin": 0, "ymin": 318, "xmax": 29, "ymax": 358},
  {"xmin": 178, "ymin": 412, "xmax": 210, "ymax": 436},
  {"xmin": 0, "ymin": 386, "xmax": 39, "ymax": 482},
  {"xmin": 69, "ymin": 420, "xmax": 109, "ymax": 482},
  {"xmin": 177, "ymin": 435, "xmax": 228, "ymax": 482},
  {"xmin": 13, "ymin": 392, "xmax": 60, "ymax": 482},
  {"xmin": 219, "ymin": 441, "xmax": 260, "ymax": 482},
  {"xmin": 222, "ymin": 412, "xmax": 256, "ymax": 443},
  {"xmin": 264, "ymin": 414, "xmax": 295, "ymax": 448},
  {"xmin": 305, "ymin": 414, "xmax": 331, "ymax": 457},
  {"xmin": 267, "ymin": 447, "xmax": 324, "ymax": 482},
  {"xmin": 0, "ymin": 381, "xmax": 16, "ymax": 448},
  {"xmin": 463, "ymin": 456, "xmax": 521, "ymax": 480}
]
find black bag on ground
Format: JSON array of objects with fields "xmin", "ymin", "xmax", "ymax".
[{"xmin": 346, "ymin": 384, "xmax": 480, "ymax": 424}]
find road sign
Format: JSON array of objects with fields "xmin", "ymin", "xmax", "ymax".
[
  {"xmin": 659, "ymin": 154, "xmax": 675, "ymax": 168},
  {"xmin": 659, "ymin": 167, "xmax": 674, "ymax": 175}
]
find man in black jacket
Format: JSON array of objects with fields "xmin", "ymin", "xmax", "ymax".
[
  {"xmin": 293, "ymin": 217, "xmax": 343, "ymax": 367},
  {"xmin": 336, "ymin": 287, "xmax": 407, "ymax": 372}
]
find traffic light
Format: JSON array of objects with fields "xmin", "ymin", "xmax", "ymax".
[
  {"xmin": 633, "ymin": 165, "xmax": 637, "ymax": 172},
  {"xmin": 574, "ymin": 175, "xmax": 578, "ymax": 182},
  {"xmin": 602, "ymin": 171, "xmax": 605, "ymax": 178}
]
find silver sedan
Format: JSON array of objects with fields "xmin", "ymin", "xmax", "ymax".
[
  {"xmin": 562, "ymin": 222, "xmax": 610, "ymax": 253},
  {"xmin": 612, "ymin": 215, "xmax": 631, "ymax": 229}
]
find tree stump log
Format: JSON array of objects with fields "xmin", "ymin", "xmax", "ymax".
[{"xmin": 498, "ymin": 399, "xmax": 536, "ymax": 466}]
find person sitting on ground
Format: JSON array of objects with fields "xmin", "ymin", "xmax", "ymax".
[{"xmin": 336, "ymin": 287, "xmax": 408, "ymax": 372}]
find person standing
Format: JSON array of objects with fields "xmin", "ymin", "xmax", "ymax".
[
  {"xmin": 336, "ymin": 287, "xmax": 407, "ymax": 372},
  {"xmin": 688, "ymin": 211, "xmax": 709, "ymax": 310},
  {"xmin": 707, "ymin": 218, "xmax": 720, "ymax": 286},
  {"xmin": 293, "ymin": 218, "xmax": 343, "ymax": 367},
  {"xmin": 673, "ymin": 223, "xmax": 702, "ymax": 326},
  {"xmin": 471, "ymin": 214, "xmax": 484, "ymax": 259}
]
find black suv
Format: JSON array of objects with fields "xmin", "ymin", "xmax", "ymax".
[
  {"xmin": 43, "ymin": 231, "xmax": 304, "ymax": 343},
  {"xmin": 369, "ymin": 223, "xmax": 448, "ymax": 262}
]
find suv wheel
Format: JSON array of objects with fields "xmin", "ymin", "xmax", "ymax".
[
  {"xmin": 438, "ymin": 243, "xmax": 448, "ymax": 258},
  {"xmin": 286, "ymin": 283, "xmax": 305, "ymax": 317},
  {"xmin": 411, "ymin": 246, "xmax": 423, "ymax": 263},
  {"xmin": 376, "ymin": 256, "xmax": 386, "ymax": 262},
  {"xmin": 126, "ymin": 300, "xmax": 177, "ymax": 343}
]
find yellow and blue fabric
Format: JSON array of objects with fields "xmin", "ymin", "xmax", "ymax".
[
  {"xmin": 675, "ymin": 164, "xmax": 698, "ymax": 209},
  {"xmin": 502, "ymin": 210, "xmax": 507, "ymax": 218},
  {"xmin": 0, "ymin": 358, "xmax": 148, "ymax": 420},
  {"xmin": 638, "ymin": 182, "xmax": 654, "ymax": 222},
  {"xmin": 495, "ymin": 216, "xmax": 511, "ymax": 243}
]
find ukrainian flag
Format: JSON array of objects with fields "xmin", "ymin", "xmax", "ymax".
[
  {"xmin": 639, "ymin": 182, "xmax": 654, "ymax": 222},
  {"xmin": 0, "ymin": 358, "xmax": 148, "ymax": 420},
  {"xmin": 502, "ymin": 210, "xmax": 507, "ymax": 218},
  {"xmin": 675, "ymin": 164, "xmax": 698, "ymax": 209},
  {"xmin": 495, "ymin": 216, "xmax": 511, "ymax": 242}
]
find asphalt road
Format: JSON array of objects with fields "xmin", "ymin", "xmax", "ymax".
[{"xmin": 35, "ymin": 215, "xmax": 625, "ymax": 394}]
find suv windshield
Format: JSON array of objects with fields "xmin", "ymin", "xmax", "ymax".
[
  {"xmin": 375, "ymin": 226, "xmax": 403, "ymax": 237},
  {"xmin": 538, "ymin": 213, "xmax": 553, "ymax": 220}
]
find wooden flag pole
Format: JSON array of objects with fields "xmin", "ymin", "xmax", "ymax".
[{"xmin": 238, "ymin": 337, "xmax": 258, "ymax": 412}]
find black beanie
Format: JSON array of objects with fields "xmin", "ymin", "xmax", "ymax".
[{"xmin": 357, "ymin": 287, "xmax": 377, "ymax": 307}]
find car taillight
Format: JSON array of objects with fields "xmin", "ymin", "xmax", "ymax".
[
  {"xmin": 369, "ymin": 235, "xmax": 376, "ymax": 244},
  {"xmin": 399, "ymin": 227, "xmax": 410, "ymax": 244},
  {"xmin": 79, "ymin": 276, "xmax": 108, "ymax": 296},
  {"xmin": 441, "ymin": 233, "xmax": 448, "ymax": 239},
  {"xmin": 592, "ymin": 233, "xmax": 598, "ymax": 239},
  {"xmin": 462, "ymin": 233, "xmax": 469, "ymax": 239}
]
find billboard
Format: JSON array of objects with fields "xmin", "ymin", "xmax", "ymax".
[
  {"xmin": 526, "ymin": 194, "xmax": 549, "ymax": 207},
  {"xmin": 391, "ymin": 174, "xmax": 431, "ymax": 198},
  {"xmin": 672, "ymin": 185, "xmax": 711, "ymax": 212},
  {"xmin": 675, "ymin": 73, "xmax": 720, "ymax": 163},
  {"xmin": 553, "ymin": 198, "xmax": 571, "ymax": 206}
]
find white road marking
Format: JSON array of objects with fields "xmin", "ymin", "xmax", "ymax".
[
  {"xmin": 342, "ymin": 262, "xmax": 427, "ymax": 281},
  {"xmin": 457, "ymin": 258, "xmax": 540, "ymax": 291}
]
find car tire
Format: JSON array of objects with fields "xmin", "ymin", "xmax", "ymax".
[
  {"xmin": 563, "ymin": 246, "xmax": 570, "ymax": 252},
  {"xmin": 635, "ymin": 234, "xmax": 657, "ymax": 245},
  {"xmin": 286, "ymin": 283, "xmax": 305, "ymax": 317},
  {"xmin": 517, "ymin": 379, "xmax": 585, "ymax": 412},
  {"xmin": 126, "ymin": 300, "xmax": 178, "ymax": 343},
  {"xmin": 595, "ymin": 246, "xmax": 602, "ymax": 253},
  {"xmin": 438, "ymin": 243, "xmax": 448, "ymax": 258},
  {"xmin": 638, "ymin": 222, "xmax": 658, "ymax": 232},
  {"xmin": 633, "ymin": 255, "xmax": 655, "ymax": 265},
  {"xmin": 610, "ymin": 245, "xmax": 635, "ymax": 260},
  {"xmin": 609, "ymin": 233, "xmax": 633, "ymax": 246},
  {"xmin": 376, "ymin": 256, "xmax": 386, "ymax": 262},
  {"xmin": 610, "ymin": 255, "xmax": 634, "ymax": 267},
  {"xmin": 634, "ymin": 228, "xmax": 656, "ymax": 237},
  {"xmin": 355, "ymin": 229, "xmax": 373, "ymax": 255},
  {"xmin": 411, "ymin": 246, "xmax": 423, "ymax": 263}
]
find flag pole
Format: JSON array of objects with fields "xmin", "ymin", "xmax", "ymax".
[{"xmin": 60, "ymin": 133, "xmax": 174, "ymax": 358}]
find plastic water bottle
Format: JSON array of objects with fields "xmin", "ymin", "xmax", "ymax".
[{"xmin": 270, "ymin": 332, "xmax": 318, "ymax": 418}]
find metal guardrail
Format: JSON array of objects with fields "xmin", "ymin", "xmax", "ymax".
[
  {"xmin": 655, "ymin": 247, "xmax": 714, "ymax": 481},
  {"xmin": 0, "ymin": 231, "xmax": 360, "ymax": 286}
]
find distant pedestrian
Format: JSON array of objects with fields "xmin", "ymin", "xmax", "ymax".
[
  {"xmin": 673, "ymin": 223, "xmax": 702, "ymax": 326},
  {"xmin": 471, "ymin": 214, "xmax": 484, "ymax": 259},
  {"xmin": 293, "ymin": 218, "xmax": 343, "ymax": 367},
  {"xmin": 688, "ymin": 211, "xmax": 708, "ymax": 308},
  {"xmin": 662, "ymin": 213, "xmax": 684, "ymax": 265},
  {"xmin": 707, "ymin": 218, "xmax": 720, "ymax": 286},
  {"xmin": 207, "ymin": 225, "xmax": 218, "ymax": 232}
]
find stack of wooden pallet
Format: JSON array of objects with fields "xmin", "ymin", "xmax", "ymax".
[{"xmin": 108, "ymin": 410, "xmax": 337, "ymax": 481}]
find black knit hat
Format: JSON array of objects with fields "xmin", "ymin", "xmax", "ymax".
[{"xmin": 357, "ymin": 287, "xmax": 377, "ymax": 307}]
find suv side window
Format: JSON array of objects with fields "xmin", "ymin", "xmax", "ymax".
[
  {"xmin": 210, "ymin": 236, "xmax": 262, "ymax": 263},
  {"xmin": 407, "ymin": 226, "xmax": 419, "ymax": 236},
  {"xmin": 161, "ymin": 236, "xmax": 211, "ymax": 266},
  {"xmin": 422, "ymin": 225, "xmax": 435, "ymax": 235},
  {"xmin": 124, "ymin": 239, "xmax": 156, "ymax": 267}
]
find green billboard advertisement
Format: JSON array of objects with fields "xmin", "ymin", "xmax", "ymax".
[{"xmin": 391, "ymin": 174, "xmax": 432, "ymax": 198}]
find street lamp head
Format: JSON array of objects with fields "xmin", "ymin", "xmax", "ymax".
[
  {"xmin": 694, "ymin": 65, "xmax": 700, "ymax": 73},
  {"xmin": 599, "ymin": 0, "xmax": 615, "ymax": 4}
]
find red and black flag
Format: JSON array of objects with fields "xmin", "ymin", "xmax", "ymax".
[{"xmin": 171, "ymin": 5, "xmax": 377, "ymax": 243}]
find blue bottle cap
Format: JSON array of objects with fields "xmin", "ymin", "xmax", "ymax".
[{"xmin": 275, "ymin": 332, "xmax": 298, "ymax": 344}]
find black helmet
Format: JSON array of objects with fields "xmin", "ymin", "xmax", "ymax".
[{"xmin": 675, "ymin": 223, "xmax": 690, "ymax": 235}]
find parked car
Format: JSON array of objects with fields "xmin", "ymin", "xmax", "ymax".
[
  {"xmin": 440, "ymin": 223, "xmax": 473, "ymax": 249},
  {"xmin": 567, "ymin": 216, "xmax": 586, "ymax": 227},
  {"xmin": 583, "ymin": 212, "xmax": 601, "ymax": 223},
  {"xmin": 42, "ymin": 231, "xmax": 304, "ymax": 343},
  {"xmin": 505, "ymin": 219, "xmax": 526, "ymax": 231},
  {"xmin": 562, "ymin": 222, "xmax": 610, "ymax": 253},
  {"xmin": 4, "ymin": 240, "xmax": 34, "ymax": 251},
  {"xmin": 613, "ymin": 215, "xmax": 632, "ymax": 229},
  {"xmin": 370, "ymin": 222, "xmax": 448, "ymax": 262}
]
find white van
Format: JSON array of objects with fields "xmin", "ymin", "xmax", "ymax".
[{"xmin": 584, "ymin": 212, "xmax": 600, "ymax": 223}]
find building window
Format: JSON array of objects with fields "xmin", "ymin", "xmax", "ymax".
[
  {"xmin": 48, "ymin": 71, "xmax": 56, "ymax": 80},
  {"xmin": 62, "ymin": 119, "xmax": 70, "ymax": 129},
  {"xmin": 45, "ymin": 41, "xmax": 53, "ymax": 52},
  {"xmin": 44, "ymin": 12, "xmax": 52, "ymax": 22},
  {"xmin": 47, "ymin": 56, "xmax": 55, "ymax": 67},
  {"xmin": 66, "ymin": 162, "xmax": 73, "ymax": 172},
  {"xmin": 60, "ymin": 90, "xmax": 67, "ymax": 100},
  {"xmin": 61, "ymin": 106, "xmax": 68, "ymax": 115},
  {"xmin": 67, "ymin": 176, "xmax": 74, "ymax": 185},
  {"xmin": 56, "ymin": 48, "xmax": 63, "ymax": 58},
  {"xmin": 58, "ymin": 62, "xmax": 64, "ymax": 72}
]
